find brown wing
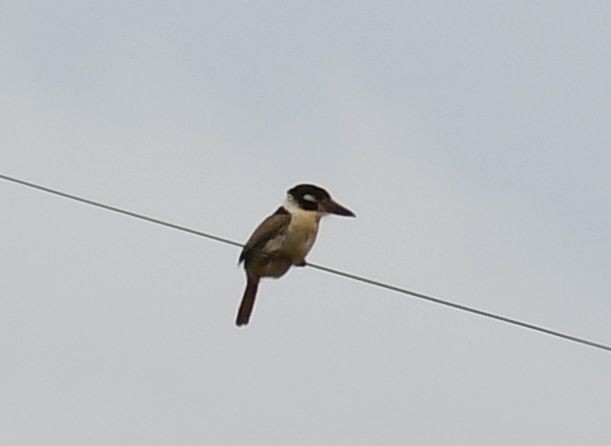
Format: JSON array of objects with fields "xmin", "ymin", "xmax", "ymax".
[{"xmin": 239, "ymin": 207, "xmax": 290, "ymax": 264}]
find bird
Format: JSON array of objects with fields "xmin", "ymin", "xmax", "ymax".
[{"xmin": 236, "ymin": 184, "xmax": 355, "ymax": 326}]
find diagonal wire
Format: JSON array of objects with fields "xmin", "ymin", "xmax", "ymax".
[
  {"xmin": 306, "ymin": 263, "xmax": 611, "ymax": 352},
  {"xmin": 0, "ymin": 173, "xmax": 243, "ymax": 248},
  {"xmin": 1, "ymin": 173, "xmax": 610, "ymax": 353}
]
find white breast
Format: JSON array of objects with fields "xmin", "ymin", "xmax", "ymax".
[{"xmin": 282, "ymin": 209, "xmax": 321, "ymax": 263}]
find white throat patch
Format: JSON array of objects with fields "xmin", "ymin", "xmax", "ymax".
[{"xmin": 283, "ymin": 194, "xmax": 302, "ymax": 212}]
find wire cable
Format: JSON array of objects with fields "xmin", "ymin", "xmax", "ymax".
[
  {"xmin": 0, "ymin": 174, "xmax": 243, "ymax": 248},
  {"xmin": 2, "ymin": 173, "xmax": 610, "ymax": 353}
]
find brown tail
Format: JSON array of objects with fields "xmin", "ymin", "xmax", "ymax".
[{"xmin": 236, "ymin": 276, "xmax": 259, "ymax": 326}]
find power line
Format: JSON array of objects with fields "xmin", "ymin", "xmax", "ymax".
[
  {"xmin": 1, "ymin": 172, "xmax": 610, "ymax": 353},
  {"xmin": 307, "ymin": 263, "xmax": 611, "ymax": 352},
  {"xmin": 0, "ymin": 174, "xmax": 243, "ymax": 248}
]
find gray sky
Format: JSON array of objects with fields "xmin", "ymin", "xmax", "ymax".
[{"xmin": 2, "ymin": 1, "xmax": 610, "ymax": 444}]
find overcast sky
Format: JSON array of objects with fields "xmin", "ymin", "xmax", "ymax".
[{"xmin": 2, "ymin": 1, "xmax": 610, "ymax": 445}]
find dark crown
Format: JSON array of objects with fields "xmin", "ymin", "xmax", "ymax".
[{"xmin": 287, "ymin": 184, "xmax": 330, "ymax": 211}]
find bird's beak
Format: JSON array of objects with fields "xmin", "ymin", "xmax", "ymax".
[{"xmin": 323, "ymin": 198, "xmax": 355, "ymax": 217}]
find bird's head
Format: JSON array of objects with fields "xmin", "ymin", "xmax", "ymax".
[{"xmin": 285, "ymin": 184, "xmax": 355, "ymax": 217}]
